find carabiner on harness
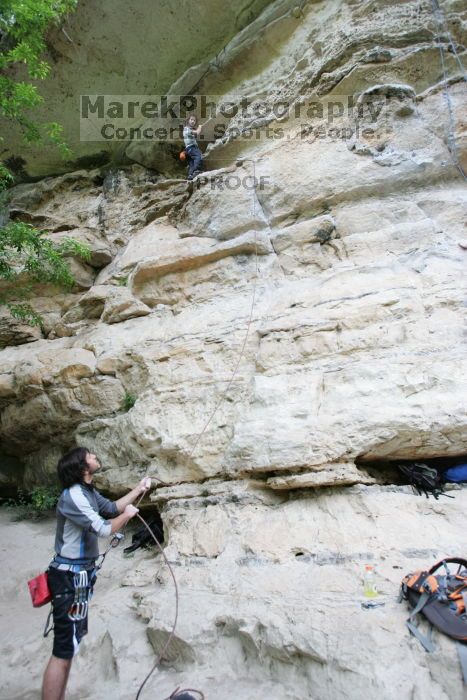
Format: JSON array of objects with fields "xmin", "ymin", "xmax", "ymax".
[
  {"xmin": 68, "ymin": 570, "xmax": 91, "ymax": 621},
  {"xmin": 93, "ymin": 531, "xmax": 125, "ymax": 576}
]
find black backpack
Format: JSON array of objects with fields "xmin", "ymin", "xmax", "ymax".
[
  {"xmin": 399, "ymin": 558, "xmax": 467, "ymax": 683},
  {"xmin": 397, "ymin": 462, "xmax": 451, "ymax": 499},
  {"xmin": 123, "ymin": 517, "xmax": 164, "ymax": 554}
]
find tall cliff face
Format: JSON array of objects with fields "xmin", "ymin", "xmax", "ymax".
[{"xmin": 1, "ymin": 0, "xmax": 467, "ymax": 697}]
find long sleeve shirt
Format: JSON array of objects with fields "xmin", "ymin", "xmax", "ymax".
[{"xmin": 54, "ymin": 482, "xmax": 118, "ymax": 560}]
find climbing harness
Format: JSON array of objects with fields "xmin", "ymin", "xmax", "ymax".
[
  {"xmin": 42, "ymin": 531, "xmax": 125, "ymax": 637},
  {"xmin": 64, "ymin": 532, "xmax": 125, "ymax": 621}
]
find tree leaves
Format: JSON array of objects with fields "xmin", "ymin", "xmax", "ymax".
[
  {"xmin": 0, "ymin": 0, "xmax": 78, "ymax": 189},
  {"xmin": 0, "ymin": 1, "xmax": 83, "ymax": 326},
  {"xmin": 0, "ymin": 221, "xmax": 91, "ymax": 325}
]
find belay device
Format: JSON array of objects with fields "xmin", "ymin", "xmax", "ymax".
[{"xmin": 399, "ymin": 557, "xmax": 467, "ymax": 684}]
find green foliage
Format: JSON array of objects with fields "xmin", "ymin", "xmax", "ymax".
[
  {"xmin": 0, "ymin": 0, "xmax": 78, "ymax": 189},
  {"xmin": 0, "ymin": 164, "xmax": 14, "ymax": 191},
  {"xmin": 122, "ymin": 392, "xmax": 137, "ymax": 412},
  {"xmin": 116, "ymin": 276, "xmax": 128, "ymax": 287},
  {"xmin": 0, "ymin": 1, "xmax": 86, "ymax": 325},
  {"xmin": 3, "ymin": 484, "xmax": 60, "ymax": 520},
  {"xmin": 30, "ymin": 484, "xmax": 60, "ymax": 512},
  {"xmin": 7, "ymin": 302, "xmax": 43, "ymax": 326},
  {"xmin": 0, "ymin": 220, "xmax": 91, "ymax": 323}
]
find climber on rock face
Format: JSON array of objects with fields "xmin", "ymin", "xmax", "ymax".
[{"xmin": 183, "ymin": 114, "xmax": 203, "ymax": 181}]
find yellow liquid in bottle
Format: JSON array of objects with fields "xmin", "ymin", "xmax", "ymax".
[{"xmin": 363, "ymin": 568, "xmax": 378, "ymax": 598}]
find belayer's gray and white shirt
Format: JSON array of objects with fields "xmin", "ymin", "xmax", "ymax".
[{"xmin": 54, "ymin": 483, "xmax": 118, "ymax": 560}]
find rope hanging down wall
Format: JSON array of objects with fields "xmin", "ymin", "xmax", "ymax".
[
  {"xmin": 134, "ymin": 160, "xmax": 261, "ymax": 699},
  {"xmin": 187, "ymin": 160, "xmax": 260, "ymax": 463},
  {"xmin": 428, "ymin": 0, "xmax": 467, "ymax": 181}
]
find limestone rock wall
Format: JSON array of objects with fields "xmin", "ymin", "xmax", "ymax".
[{"xmin": 1, "ymin": 0, "xmax": 467, "ymax": 697}]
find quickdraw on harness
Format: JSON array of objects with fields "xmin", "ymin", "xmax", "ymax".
[
  {"xmin": 94, "ymin": 531, "xmax": 125, "ymax": 574},
  {"xmin": 399, "ymin": 557, "xmax": 467, "ymax": 683},
  {"xmin": 68, "ymin": 569, "xmax": 91, "ymax": 621}
]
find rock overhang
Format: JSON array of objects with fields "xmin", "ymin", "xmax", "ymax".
[{"xmin": 0, "ymin": 0, "xmax": 275, "ymax": 180}]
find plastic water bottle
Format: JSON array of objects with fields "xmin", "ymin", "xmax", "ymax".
[{"xmin": 363, "ymin": 564, "xmax": 378, "ymax": 598}]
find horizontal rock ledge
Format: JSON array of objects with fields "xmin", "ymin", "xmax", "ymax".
[
  {"xmin": 266, "ymin": 463, "xmax": 377, "ymax": 490},
  {"xmin": 130, "ymin": 229, "xmax": 273, "ymax": 287},
  {"xmin": 150, "ymin": 477, "xmax": 283, "ymax": 506}
]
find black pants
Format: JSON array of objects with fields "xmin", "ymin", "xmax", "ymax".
[
  {"xmin": 186, "ymin": 145, "xmax": 203, "ymax": 179},
  {"xmin": 47, "ymin": 567, "xmax": 96, "ymax": 659}
]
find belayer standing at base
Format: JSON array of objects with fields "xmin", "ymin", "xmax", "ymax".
[
  {"xmin": 183, "ymin": 114, "xmax": 203, "ymax": 180},
  {"xmin": 41, "ymin": 447, "xmax": 151, "ymax": 700}
]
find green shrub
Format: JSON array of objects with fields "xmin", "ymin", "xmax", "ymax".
[
  {"xmin": 122, "ymin": 391, "xmax": 137, "ymax": 411},
  {"xmin": 30, "ymin": 485, "xmax": 60, "ymax": 512},
  {"xmin": 2, "ymin": 484, "xmax": 60, "ymax": 520},
  {"xmin": 0, "ymin": 221, "xmax": 91, "ymax": 325},
  {"xmin": 0, "ymin": 0, "xmax": 78, "ymax": 190}
]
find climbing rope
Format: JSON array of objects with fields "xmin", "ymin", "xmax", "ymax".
[
  {"xmin": 428, "ymin": 0, "xmax": 467, "ymax": 79},
  {"xmin": 187, "ymin": 159, "xmax": 260, "ymax": 462},
  {"xmin": 129, "ymin": 162, "xmax": 261, "ymax": 698},
  {"xmin": 428, "ymin": 0, "xmax": 467, "ymax": 181},
  {"xmin": 120, "ymin": 495, "xmax": 205, "ymax": 700},
  {"xmin": 134, "ymin": 511, "xmax": 180, "ymax": 700}
]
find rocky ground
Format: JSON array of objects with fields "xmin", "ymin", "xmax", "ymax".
[{"xmin": 1, "ymin": 484, "xmax": 467, "ymax": 699}]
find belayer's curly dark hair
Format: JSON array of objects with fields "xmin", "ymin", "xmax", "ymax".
[{"xmin": 57, "ymin": 447, "xmax": 90, "ymax": 488}]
